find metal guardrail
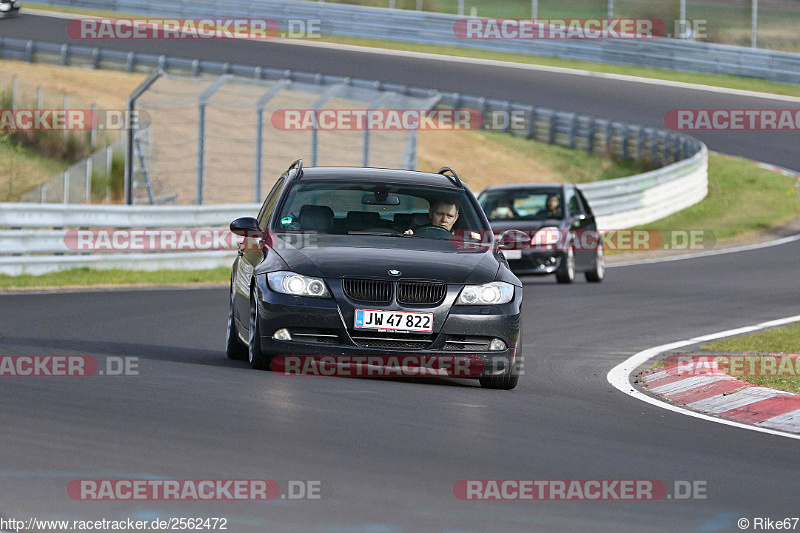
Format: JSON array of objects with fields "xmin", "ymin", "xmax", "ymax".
[
  {"xmin": 0, "ymin": 37, "xmax": 708, "ymax": 274},
  {"xmin": 32, "ymin": 0, "xmax": 800, "ymax": 84},
  {"xmin": 0, "ymin": 203, "xmax": 259, "ymax": 228}
]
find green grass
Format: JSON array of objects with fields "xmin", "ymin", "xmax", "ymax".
[
  {"xmin": 700, "ymin": 323, "xmax": 800, "ymax": 393},
  {"xmin": 702, "ymin": 323, "xmax": 800, "ymax": 354},
  {"xmin": 0, "ymin": 267, "xmax": 231, "ymax": 288},
  {"xmin": 26, "ymin": 4, "xmax": 800, "ymax": 98},
  {"xmin": 0, "ymin": 133, "xmax": 70, "ymax": 202},
  {"xmin": 479, "ymin": 130, "xmax": 653, "ymax": 182},
  {"xmin": 630, "ymin": 153, "xmax": 800, "ymax": 241}
]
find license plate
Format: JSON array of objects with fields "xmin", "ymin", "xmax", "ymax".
[
  {"xmin": 354, "ymin": 309, "xmax": 433, "ymax": 333},
  {"xmin": 502, "ymin": 249, "xmax": 522, "ymax": 260}
]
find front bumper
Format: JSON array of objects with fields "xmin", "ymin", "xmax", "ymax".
[
  {"xmin": 253, "ymin": 276, "xmax": 522, "ymax": 378},
  {"xmin": 507, "ymin": 250, "xmax": 564, "ymax": 275}
]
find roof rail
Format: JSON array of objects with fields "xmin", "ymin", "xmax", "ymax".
[
  {"xmin": 437, "ymin": 167, "xmax": 463, "ymax": 188},
  {"xmin": 287, "ymin": 159, "xmax": 304, "ymax": 179}
]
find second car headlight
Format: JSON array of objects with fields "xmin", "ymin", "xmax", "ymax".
[
  {"xmin": 267, "ymin": 271, "xmax": 330, "ymax": 298},
  {"xmin": 457, "ymin": 282, "xmax": 514, "ymax": 305}
]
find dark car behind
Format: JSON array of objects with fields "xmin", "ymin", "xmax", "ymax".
[{"xmin": 478, "ymin": 183, "xmax": 605, "ymax": 283}]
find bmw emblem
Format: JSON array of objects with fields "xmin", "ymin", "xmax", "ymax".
[{"xmin": 388, "ymin": 269, "xmax": 401, "ymax": 276}]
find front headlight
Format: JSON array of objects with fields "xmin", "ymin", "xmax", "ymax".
[
  {"xmin": 456, "ymin": 282, "xmax": 514, "ymax": 305},
  {"xmin": 267, "ymin": 271, "xmax": 330, "ymax": 298},
  {"xmin": 532, "ymin": 226, "xmax": 562, "ymax": 247}
]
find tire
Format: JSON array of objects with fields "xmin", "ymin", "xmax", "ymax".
[
  {"xmin": 585, "ymin": 243, "xmax": 605, "ymax": 283},
  {"xmin": 225, "ymin": 281, "xmax": 248, "ymax": 360},
  {"xmin": 479, "ymin": 325, "xmax": 521, "ymax": 390},
  {"xmin": 555, "ymin": 245, "xmax": 575, "ymax": 284},
  {"xmin": 248, "ymin": 291, "xmax": 271, "ymax": 370}
]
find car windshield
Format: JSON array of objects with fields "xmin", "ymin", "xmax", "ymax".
[
  {"xmin": 479, "ymin": 189, "xmax": 564, "ymax": 221},
  {"xmin": 274, "ymin": 181, "xmax": 487, "ymax": 239}
]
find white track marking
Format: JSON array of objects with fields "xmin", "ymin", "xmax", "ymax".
[
  {"xmin": 607, "ymin": 314, "xmax": 800, "ymax": 440},
  {"xmin": 607, "ymin": 233, "xmax": 800, "ymax": 267}
]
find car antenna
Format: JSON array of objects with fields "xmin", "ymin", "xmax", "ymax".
[
  {"xmin": 437, "ymin": 167, "xmax": 463, "ymax": 189},
  {"xmin": 288, "ymin": 159, "xmax": 303, "ymax": 179}
]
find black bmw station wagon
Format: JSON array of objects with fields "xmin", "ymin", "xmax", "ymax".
[{"xmin": 226, "ymin": 161, "xmax": 524, "ymax": 389}]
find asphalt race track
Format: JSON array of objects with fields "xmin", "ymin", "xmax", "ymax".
[
  {"xmin": 1, "ymin": 14, "xmax": 799, "ymax": 532},
  {"xmin": 3, "ymin": 14, "xmax": 800, "ymax": 170}
]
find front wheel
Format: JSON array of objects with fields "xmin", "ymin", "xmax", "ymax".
[
  {"xmin": 555, "ymin": 246, "xmax": 575, "ymax": 284},
  {"xmin": 248, "ymin": 291, "xmax": 271, "ymax": 370},
  {"xmin": 585, "ymin": 243, "xmax": 605, "ymax": 282}
]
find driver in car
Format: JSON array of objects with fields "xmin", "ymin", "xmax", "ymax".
[{"xmin": 404, "ymin": 199, "xmax": 459, "ymax": 235}]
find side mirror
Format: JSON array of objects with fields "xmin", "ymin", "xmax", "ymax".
[
  {"xmin": 571, "ymin": 214, "xmax": 586, "ymax": 228},
  {"xmin": 497, "ymin": 229, "xmax": 530, "ymax": 250},
  {"xmin": 230, "ymin": 217, "xmax": 261, "ymax": 238}
]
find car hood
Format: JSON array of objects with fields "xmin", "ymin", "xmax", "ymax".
[{"xmin": 273, "ymin": 234, "xmax": 500, "ymax": 285}]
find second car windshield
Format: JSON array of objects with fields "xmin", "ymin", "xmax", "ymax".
[
  {"xmin": 274, "ymin": 181, "xmax": 485, "ymax": 238},
  {"xmin": 479, "ymin": 190, "xmax": 564, "ymax": 221}
]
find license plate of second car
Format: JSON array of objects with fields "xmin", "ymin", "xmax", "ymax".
[
  {"xmin": 501, "ymin": 249, "xmax": 522, "ymax": 260},
  {"xmin": 354, "ymin": 309, "xmax": 433, "ymax": 332}
]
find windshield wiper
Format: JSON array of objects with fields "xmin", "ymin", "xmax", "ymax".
[{"xmin": 347, "ymin": 231, "xmax": 398, "ymax": 236}]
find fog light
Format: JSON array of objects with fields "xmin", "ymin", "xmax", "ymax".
[
  {"xmin": 489, "ymin": 338, "xmax": 507, "ymax": 351},
  {"xmin": 273, "ymin": 328, "xmax": 292, "ymax": 341}
]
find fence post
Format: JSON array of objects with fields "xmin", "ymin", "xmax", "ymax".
[
  {"xmin": 86, "ymin": 159, "xmax": 93, "ymax": 203},
  {"xmin": 63, "ymin": 169, "xmax": 70, "ymax": 204},
  {"xmin": 41, "ymin": 184, "xmax": 46, "ymax": 203},
  {"xmin": 11, "ymin": 75, "xmax": 16, "ymax": 110},
  {"xmin": 37, "ymin": 86, "xmax": 42, "ymax": 111},
  {"xmin": 125, "ymin": 68, "xmax": 163, "ymax": 205},
  {"xmin": 63, "ymin": 94, "xmax": 69, "ymax": 143},
  {"xmin": 196, "ymin": 75, "xmax": 230, "ymax": 205},
  {"xmin": 90, "ymin": 103, "xmax": 98, "ymax": 149},
  {"xmin": 362, "ymin": 112, "xmax": 371, "ymax": 167}
]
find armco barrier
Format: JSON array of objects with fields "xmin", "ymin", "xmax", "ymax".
[
  {"xmin": 0, "ymin": 37, "xmax": 708, "ymax": 274},
  {"xmin": 0, "ymin": 203, "xmax": 259, "ymax": 275},
  {"xmin": 29, "ymin": 0, "xmax": 800, "ymax": 84}
]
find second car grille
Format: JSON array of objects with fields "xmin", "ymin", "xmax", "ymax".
[
  {"xmin": 342, "ymin": 279, "xmax": 392, "ymax": 302},
  {"xmin": 397, "ymin": 281, "xmax": 447, "ymax": 305}
]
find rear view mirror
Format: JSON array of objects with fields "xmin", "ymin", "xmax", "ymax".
[{"xmin": 362, "ymin": 193, "xmax": 400, "ymax": 205}]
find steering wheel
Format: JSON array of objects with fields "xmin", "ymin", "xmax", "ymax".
[{"xmin": 413, "ymin": 225, "xmax": 452, "ymax": 238}]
